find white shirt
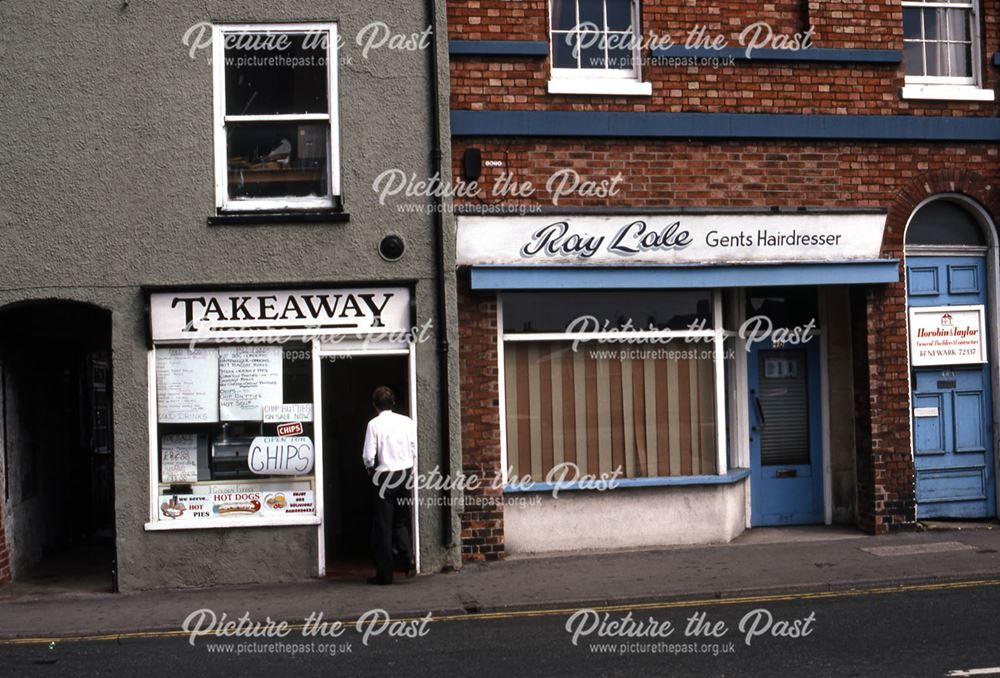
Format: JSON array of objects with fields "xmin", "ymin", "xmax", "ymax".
[{"xmin": 362, "ymin": 410, "xmax": 417, "ymax": 472}]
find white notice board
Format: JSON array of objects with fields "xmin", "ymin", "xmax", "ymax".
[
  {"xmin": 219, "ymin": 346, "xmax": 283, "ymax": 421},
  {"xmin": 156, "ymin": 348, "xmax": 220, "ymax": 423},
  {"xmin": 161, "ymin": 433, "xmax": 199, "ymax": 483}
]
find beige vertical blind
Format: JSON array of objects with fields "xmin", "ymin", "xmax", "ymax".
[{"xmin": 505, "ymin": 341, "xmax": 717, "ymax": 482}]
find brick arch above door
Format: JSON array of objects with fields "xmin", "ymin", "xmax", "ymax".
[{"xmin": 885, "ymin": 170, "xmax": 1000, "ymax": 259}]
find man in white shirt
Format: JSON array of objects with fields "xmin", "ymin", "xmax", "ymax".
[{"xmin": 363, "ymin": 386, "xmax": 417, "ymax": 585}]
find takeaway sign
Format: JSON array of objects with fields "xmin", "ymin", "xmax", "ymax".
[{"xmin": 150, "ymin": 287, "xmax": 411, "ymax": 343}]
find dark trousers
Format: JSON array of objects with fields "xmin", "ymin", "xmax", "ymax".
[{"xmin": 371, "ymin": 468, "xmax": 414, "ymax": 583}]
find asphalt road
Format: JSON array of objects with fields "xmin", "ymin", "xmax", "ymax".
[{"xmin": 3, "ymin": 581, "xmax": 1000, "ymax": 677}]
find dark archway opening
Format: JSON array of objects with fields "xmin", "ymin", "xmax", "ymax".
[{"xmin": 0, "ymin": 301, "xmax": 115, "ymax": 592}]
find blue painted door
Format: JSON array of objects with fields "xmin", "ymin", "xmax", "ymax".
[
  {"xmin": 908, "ymin": 256, "xmax": 996, "ymax": 519},
  {"xmin": 748, "ymin": 338, "xmax": 824, "ymax": 525}
]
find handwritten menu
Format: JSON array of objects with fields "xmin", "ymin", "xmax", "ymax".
[
  {"xmin": 219, "ymin": 346, "xmax": 283, "ymax": 421},
  {"xmin": 161, "ymin": 434, "xmax": 199, "ymax": 483},
  {"xmin": 156, "ymin": 348, "xmax": 219, "ymax": 423}
]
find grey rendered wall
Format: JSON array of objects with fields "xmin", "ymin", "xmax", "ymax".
[{"xmin": 0, "ymin": 0, "xmax": 459, "ymax": 590}]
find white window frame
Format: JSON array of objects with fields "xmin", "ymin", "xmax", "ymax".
[
  {"xmin": 547, "ymin": 0, "xmax": 652, "ymax": 96},
  {"xmin": 497, "ymin": 290, "xmax": 731, "ymax": 485},
  {"xmin": 901, "ymin": 0, "xmax": 994, "ymax": 101},
  {"xmin": 144, "ymin": 345, "xmax": 323, "ymax": 531},
  {"xmin": 211, "ymin": 23, "xmax": 341, "ymax": 213}
]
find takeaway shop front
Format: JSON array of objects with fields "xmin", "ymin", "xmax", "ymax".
[
  {"xmin": 145, "ymin": 285, "xmax": 423, "ymax": 576},
  {"xmin": 457, "ymin": 211, "xmax": 899, "ymax": 553}
]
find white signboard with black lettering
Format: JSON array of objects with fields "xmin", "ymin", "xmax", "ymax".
[
  {"xmin": 248, "ymin": 436, "xmax": 315, "ymax": 476},
  {"xmin": 263, "ymin": 403, "xmax": 314, "ymax": 423},
  {"xmin": 219, "ymin": 346, "xmax": 283, "ymax": 421},
  {"xmin": 909, "ymin": 304, "xmax": 987, "ymax": 366},
  {"xmin": 160, "ymin": 434, "xmax": 199, "ymax": 483},
  {"xmin": 456, "ymin": 213, "xmax": 887, "ymax": 266},
  {"xmin": 150, "ymin": 287, "xmax": 411, "ymax": 343},
  {"xmin": 155, "ymin": 348, "xmax": 219, "ymax": 423}
]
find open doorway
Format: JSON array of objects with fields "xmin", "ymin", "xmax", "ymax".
[
  {"xmin": 321, "ymin": 354, "xmax": 410, "ymax": 576},
  {"xmin": 0, "ymin": 301, "xmax": 116, "ymax": 593}
]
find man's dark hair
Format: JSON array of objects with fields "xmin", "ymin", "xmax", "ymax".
[{"xmin": 372, "ymin": 386, "xmax": 395, "ymax": 412}]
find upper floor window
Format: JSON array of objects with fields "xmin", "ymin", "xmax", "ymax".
[
  {"xmin": 548, "ymin": 0, "xmax": 651, "ymax": 96},
  {"xmin": 902, "ymin": 0, "xmax": 994, "ymax": 100},
  {"xmin": 212, "ymin": 24, "xmax": 341, "ymax": 212}
]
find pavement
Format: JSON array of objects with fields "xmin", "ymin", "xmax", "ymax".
[{"xmin": 1, "ymin": 524, "xmax": 999, "ymax": 640}]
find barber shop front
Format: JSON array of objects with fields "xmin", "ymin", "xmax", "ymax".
[
  {"xmin": 146, "ymin": 285, "xmax": 428, "ymax": 577},
  {"xmin": 457, "ymin": 211, "xmax": 900, "ymax": 555}
]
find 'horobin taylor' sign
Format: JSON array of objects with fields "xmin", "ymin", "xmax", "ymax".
[
  {"xmin": 150, "ymin": 287, "xmax": 411, "ymax": 343},
  {"xmin": 456, "ymin": 213, "xmax": 887, "ymax": 266},
  {"xmin": 909, "ymin": 304, "xmax": 987, "ymax": 367}
]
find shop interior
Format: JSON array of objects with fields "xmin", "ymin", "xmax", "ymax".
[{"xmin": 321, "ymin": 354, "xmax": 410, "ymax": 576}]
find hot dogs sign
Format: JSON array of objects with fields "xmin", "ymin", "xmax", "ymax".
[{"xmin": 159, "ymin": 486, "xmax": 316, "ymax": 520}]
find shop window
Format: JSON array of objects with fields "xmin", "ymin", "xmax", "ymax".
[
  {"xmin": 501, "ymin": 291, "xmax": 726, "ymax": 484},
  {"xmin": 901, "ymin": 1, "xmax": 994, "ymax": 101},
  {"xmin": 152, "ymin": 342, "xmax": 318, "ymax": 526},
  {"xmin": 503, "ymin": 290, "xmax": 713, "ymax": 333},
  {"xmin": 548, "ymin": 0, "xmax": 652, "ymax": 96},
  {"xmin": 212, "ymin": 23, "xmax": 341, "ymax": 211},
  {"xmin": 504, "ymin": 341, "xmax": 717, "ymax": 481},
  {"xmin": 745, "ymin": 288, "xmax": 819, "ymax": 332}
]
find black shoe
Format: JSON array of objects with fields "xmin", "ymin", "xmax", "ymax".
[
  {"xmin": 367, "ymin": 576, "xmax": 392, "ymax": 586},
  {"xmin": 406, "ymin": 563, "xmax": 417, "ymax": 578}
]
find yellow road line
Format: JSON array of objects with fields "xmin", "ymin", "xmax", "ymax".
[{"xmin": 2, "ymin": 578, "xmax": 998, "ymax": 647}]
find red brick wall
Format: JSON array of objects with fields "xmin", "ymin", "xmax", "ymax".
[
  {"xmin": 448, "ymin": 0, "xmax": 547, "ymax": 40},
  {"xmin": 448, "ymin": 0, "xmax": 1000, "ymax": 540},
  {"xmin": 451, "ymin": 139, "xmax": 1000, "ymax": 210},
  {"xmin": 449, "ymin": 1, "xmax": 999, "ymax": 115},
  {"xmin": 458, "ymin": 277, "xmax": 506, "ymax": 561},
  {"xmin": 451, "ymin": 137, "xmax": 1000, "ymax": 533}
]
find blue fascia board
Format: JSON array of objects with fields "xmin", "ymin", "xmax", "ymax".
[
  {"xmin": 450, "ymin": 109, "xmax": 1000, "ymax": 142},
  {"xmin": 504, "ymin": 468, "xmax": 751, "ymax": 494},
  {"xmin": 470, "ymin": 261, "xmax": 901, "ymax": 290},
  {"xmin": 449, "ymin": 40, "xmax": 549, "ymax": 57},
  {"xmin": 651, "ymin": 45, "xmax": 902, "ymax": 64}
]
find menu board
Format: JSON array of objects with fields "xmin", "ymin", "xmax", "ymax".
[
  {"xmin": 156, "ymin": 348, "xmax": 220, "ymax": 423},
  {"xmin": 161, "ymin": 434, "xmax": 199, "ymax": 483},
  {"xmin": 219, "ymin": 346, "xmax": 283, "ymax": 421}
]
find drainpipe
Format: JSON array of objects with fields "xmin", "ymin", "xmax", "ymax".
[{"xmin": 425, "ymin": 0, "xmax": 453, "ymax": 550}]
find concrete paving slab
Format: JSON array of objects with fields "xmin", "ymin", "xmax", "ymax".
[{"xmin": 0, "ymin": 527, "xmax": 998, "ymax": 641}]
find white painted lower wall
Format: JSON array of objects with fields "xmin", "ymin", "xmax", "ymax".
[{"xmin": 505, "ymin": 481, "xmax": 748, "ymax": 554}]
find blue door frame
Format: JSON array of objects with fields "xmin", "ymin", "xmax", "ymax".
[
  {"xmin": 908, "ymin": 255, "xmax": 997, "ymax": 519},
  {"xmin": 748, "ymin": 338, "xmax": 824, "ymax": 526}
]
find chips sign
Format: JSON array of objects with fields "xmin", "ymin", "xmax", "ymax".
[
  {"xmin": 276, "ymin": 422, "xmax": 304, "ymax": 437},
  {"xmin": 248, "ymin": 436, "xmax": 315, "ymax": 475}
]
